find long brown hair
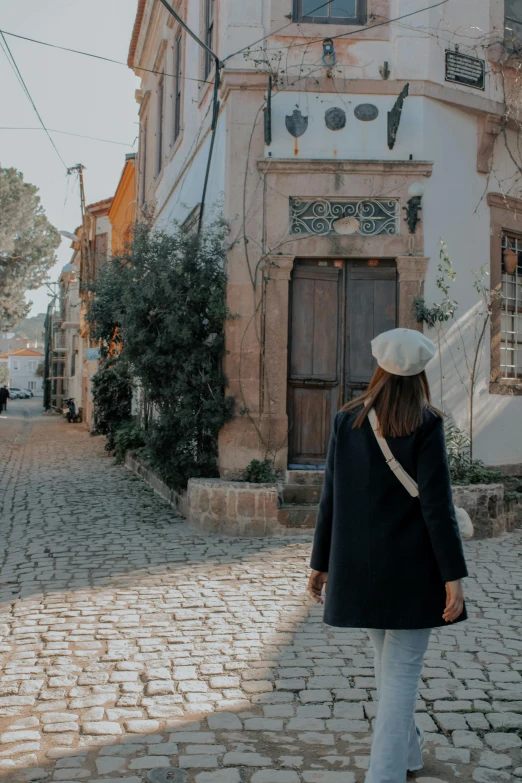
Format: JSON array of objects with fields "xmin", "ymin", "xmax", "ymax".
[{"xmin": 342, "ymin": 366, "xmax": 436, "ymax": 438}]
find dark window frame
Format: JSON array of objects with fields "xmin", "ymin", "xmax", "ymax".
[
  {"xmin": 203, "ymin": 0, "xmax": 214, "ymax": 79},
  {"xmin": 293, "ymin": 0, "xmax": 366, "ymax": 25},
  {"xmin": 156, "ymin": 75, "xmax": 164, "ymax": 175},
  {"xmin": 174, "ymin": 33, "xmax": 183, "ymax": 141}
]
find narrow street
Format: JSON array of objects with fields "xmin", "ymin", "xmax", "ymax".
[{"xmin": 0, "ymin": 400, "xmax": 521, "ymax": 783}]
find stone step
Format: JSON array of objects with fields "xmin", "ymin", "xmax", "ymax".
[
  {"xmin": 285, "ymin": 470, "xmax": 325, "ymax": 486},
  {"xmin": 277, "ymin": 504, "xmax": 318, "ymax": 529},
  {"xmin": 282, "ymin": 483, "xmax": 323, "ymax": 505}
]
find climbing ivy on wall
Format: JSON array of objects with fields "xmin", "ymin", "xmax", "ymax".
[{"xmin": 87, "ymin": 218, "xmax": 234, "ymax": 489}]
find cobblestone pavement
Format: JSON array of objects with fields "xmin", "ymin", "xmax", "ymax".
[{"xmin": 1, "ymin": 399, "xmax": 522, "ymax": 783}]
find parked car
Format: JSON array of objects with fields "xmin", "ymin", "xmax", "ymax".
[
  {"xmin": 8, "ymin": 389, "xmax": 22, "ymax": 399},
  {"xmin": 9, "ymin": 387, "xmax": 31, "ymax": 399},
  {"xmin": 22, "ymin": 388, "xmax": 34, "ymax": 397}
]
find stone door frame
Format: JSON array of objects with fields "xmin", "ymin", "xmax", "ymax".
[{"xmin": 259, "ymin": 158, "xmax": 433, "ymax": 470}]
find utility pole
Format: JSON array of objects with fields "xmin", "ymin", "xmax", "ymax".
[{"xmin": 67, "ymin": 164, "xmax": 90, "ymax": 290}]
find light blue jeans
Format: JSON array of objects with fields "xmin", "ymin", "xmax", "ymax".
[{"xmin": 365, "ymin": 628, "xmax": 432, "ymax": 783}]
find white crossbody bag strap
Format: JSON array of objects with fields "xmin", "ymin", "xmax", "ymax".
[{"xmin": 368, "ymin": 408, "xmax": 420, "ymax": 498}]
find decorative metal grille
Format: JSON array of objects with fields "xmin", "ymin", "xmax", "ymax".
[
  {"xmin": 290, "ymin": 198, "xmax": 400, "ymax": 237},
  {"xmin": 445, "ymin": 50, "xmax": 485, "ymax": 90},
  {"xmin": 501, "ymin": 234, "xmax": 522, "ymax": 379}
]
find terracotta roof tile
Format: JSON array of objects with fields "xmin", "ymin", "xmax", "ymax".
[{"xmin": 0, "ymin": 348, "xmax": 43, "ymax": 357}]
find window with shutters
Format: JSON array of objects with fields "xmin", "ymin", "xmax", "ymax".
[
  {"xmin": 174, "ymin": 33, "xmax": 183, "ymax": 141},
  {"xmin": 505, "ymin": 0, "xmax": 522, "ymax": 50},
  {"xmin": 12, "ymin": 360, "xmax": 19, "ymax": 370},
  {"xmin": 500, "ymin": 233, "xmax": 522, "ymax": 380},
  {"xmin": 157, "ymin": 75, "xmax": 164, "ymax": 174},
  {"xmin": 293, "ymin": 0, "xmax": 366, "ymax": 24},
  {"xmin": 203, "ymin": 0, "xmax": 214, "ymax": 79},
  {"xmin": 28, "ymin": 361, "xmax": 37, "ymax": 371}
]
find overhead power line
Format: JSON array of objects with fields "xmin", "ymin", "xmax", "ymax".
[
  {"xmin": 0, "ymin": 31, "xmax": 68, "ymax": 168},
  {"xmin": 0, "ymin": 127, "xmax": 135, "ymax": 147},
  {"xmin": 0, "ymin": 28, "xmax": 212, "ymax": 86}
]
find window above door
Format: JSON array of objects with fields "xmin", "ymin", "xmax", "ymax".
[{"xmin": 293, "ymin": 0, "xmax": 367, "ymax": 25}]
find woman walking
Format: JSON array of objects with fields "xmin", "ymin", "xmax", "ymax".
[{"xmin": 308, "ymin": 328, "xmax": 468, "ymax": 783}]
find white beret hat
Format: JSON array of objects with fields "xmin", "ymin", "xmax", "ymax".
[{"xmin": 371, "ymin": 328, "xmax": 436, "ymax": 377}]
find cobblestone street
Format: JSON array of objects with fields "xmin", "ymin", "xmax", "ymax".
[{"xmin": 1, "ymin": 400, "xmax": 522, "ymax": 783}]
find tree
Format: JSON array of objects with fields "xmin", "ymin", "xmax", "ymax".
[
  {"xmin": 0, "ymin": 168, "xmax": 60, "ymax": 330},
  {"xmin": 87, "ymin": 219, "xmax": 234, "ymax": 489},
  {"xmin": 0, "ymin": 365, "xmax": 8, "ymax": 385}
]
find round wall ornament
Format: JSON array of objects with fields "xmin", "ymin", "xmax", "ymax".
[
  {"xmin": 354, "ymin": 103, "xmax": 379, "ymax": 121},
  {"xmin": 333, "ymin": 216, "xmax": 360, "ymax": 234},
  {"xmin": 325, "ymin": 107, "xmax": 346, "ymax": 130}
]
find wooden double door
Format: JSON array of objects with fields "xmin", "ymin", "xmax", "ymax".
[{"xmin": 287, "ymin": 259, "xmax": 397, "ymax": 467}]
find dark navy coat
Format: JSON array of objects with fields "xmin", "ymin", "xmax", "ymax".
[{"xmin": 310, "ymin": 407, "xmax": 469, "ymax": 629}]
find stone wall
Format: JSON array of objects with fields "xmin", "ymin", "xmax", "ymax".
[
  {"xmin": 124, "ymin": 451, "xmax": 188, "ymax": 518},
  {"xmin": 125, "ymin": 454, "xmax": 522, "ymax": 539},
  {"xmin": 452, "ymin": 483, "xmax": 522, "ymax": 539},
  {"xmin": 187, "ymin": 478, "xmax": 292, "ymax": 536}
]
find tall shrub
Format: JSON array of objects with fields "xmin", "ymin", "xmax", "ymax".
[{"xmin": 88, "ymin": 218, "xmax": 234, "ymax": 489}]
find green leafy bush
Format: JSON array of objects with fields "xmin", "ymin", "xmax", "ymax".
[
  {"xmin": 445, "ymin": 419, "xmax": 505, "ymax": 485},
  {"xmin": 91, "ymin": 359, "xmax": 133, "ymax": 451},
  {"xmin": 113, "ymin": 421, "xmax": 146, "ymax": 463},
  {"xmin": 244, "ymin": 458, "xmax": 277, "ymax": 483},
  {"xmin": 88, "ymin": 218, "xmax": 234, "ymax": 489}
]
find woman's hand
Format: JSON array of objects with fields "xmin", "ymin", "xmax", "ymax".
[
  {"xmin": 443, "ymin": 579, "xmax": 464, "ymax": 623},
  {"xmin": 307, "ymin": 570, "xmax": 328, "ymax": 604}
]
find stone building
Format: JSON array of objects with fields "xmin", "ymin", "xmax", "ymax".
[{"xmin": 128, "ymin": 0, "xmax": 522, "ymax": 509}]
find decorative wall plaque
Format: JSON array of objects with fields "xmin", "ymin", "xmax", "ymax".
[
  {"xmin": 354, "ymin": 103, "xmax": 379, "ymax": 121},
  {"xmin": 387, "ymin": 83, "xmax": 409, "ymax": 150},
  {"xmin": 445, "ymin": 50, "xmax": 485, "ymax": 91},
  {"xmin": 285, "ymin": 109, "xmax": 308, "ymax": 138},
  {"xmin": 290, "ymin": 198, "xmax": 400, "ymax": 236},
  {"xmin": 325, "ymin": 107, "xmax": 346, "ymax": 130}
]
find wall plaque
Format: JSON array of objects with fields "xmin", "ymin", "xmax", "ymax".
[
  {"xmin": 445, "ymin": 50, "xmax": 485, "ymax": 90},
  {"xmin": 354, "ymin": 103, "xmax": 379, "ymax": 121},
  {"xmin": 325, "ymin": 107, "xmax": 346, "ymax": 130}
]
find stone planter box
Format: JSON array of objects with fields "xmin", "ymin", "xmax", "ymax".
[
  {"xmin": 187, "ymin": 478, "xmax": 291, "ymax": 536},
  {"xmin": 124, "ymin": 451, "xmax": 188, "ymax": 518},
  {"xmin": 124, "ymin": 452, "xmax": 522, "ymax": 539},
  {"xmin": 452, "ymin": 483, "xmax": 522, "ymax": 539}
]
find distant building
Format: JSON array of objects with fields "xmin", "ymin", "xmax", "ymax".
[
  {"xmin": 109, "ymin": 153, "xmax": 137, "ymax": 256},
  {"xmin": 0, "ymin": 348, "xmax": 44, "ymax": 395}
]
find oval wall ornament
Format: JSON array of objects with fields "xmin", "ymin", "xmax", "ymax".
[
  {"xmin": 325, "ymin": 107, "xmax": 346, "ymax": 131},
  {"xmin": 333, "ymin": 216, "xmax": 361, "ymax": 235},
  {"xmin": 354, "ymin": 103, "xmax": 379, "ymax": 122}
]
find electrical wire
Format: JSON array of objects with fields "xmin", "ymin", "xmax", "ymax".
[
  {"xmin": 0, "ymin": 127, "xmax": 135, "ymax": 147},
  {"xmin": 0, "ymin": 28, "xmax": 213, "ymax": 86},
  {"xmin": 0, "ymin": 31, "xmax": 67, "ymax": 168}
]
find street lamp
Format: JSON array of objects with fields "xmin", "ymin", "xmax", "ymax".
[{"xmin": 403, "ymin": 183, "xmax": 425, "ymax": 234}]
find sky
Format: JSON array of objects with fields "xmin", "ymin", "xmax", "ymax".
[{"xmin": 0, "ymin": 0, "xmax": 140, "ymax": 317}]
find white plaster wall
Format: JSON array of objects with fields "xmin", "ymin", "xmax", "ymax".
[
  {"xmin": 154, "ymin": 106, "xmax": 226, "ymax": 229},
  {"xmin": 420, "ymin": 99, "xmax": 522, "ymax": 466},
  {"xmin": 9, "ymin": 356, "xmax": 44, "ymax": 396},
  {"xmin": 267, "ymin": 92, "xmax": 424, "ymax": 161}
]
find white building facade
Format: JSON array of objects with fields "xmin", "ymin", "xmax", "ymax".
[
  {"xmin": 0, "ymin": 348, "xmax": 44, "ymax": 396},
  {"xmin": 130, "ymin": 0, "xmax": 522, "ymax": 473}
]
